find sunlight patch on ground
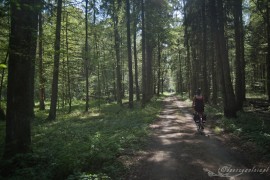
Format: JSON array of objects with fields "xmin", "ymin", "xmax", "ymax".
[
  {"xmin": 158, "ymin": 114, "xmax": 176, "ymax": 119},
  {"xmin": 214, "ymin": 126, "xmax": 223, "ymax": 134},
  {"xmin": 149, "ymin": 151, "xmax": 171, "ymax": 162},
  {"xmin": 160, "ymin": 126, "xmax": 180, "ymax": 132},
  {"xmin": 80, "ymin": 112, "xmax": 101, "ymax": 120}
]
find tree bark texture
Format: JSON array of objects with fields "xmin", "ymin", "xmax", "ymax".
[
  {"xmin": 133, "ymin": 2, "xmax": 140, "ymax": 101},
  {"xmin": 267, "ymin": 2, "xmax": 270, "ymax": 102},
  {"xmin": 157, "ymin": 36, "xmax": 161, "ymax": 96},
  {"xmin": 144, "ymin": 0, "xmax": 154, "ymax": 102},
  {"xmin": 126, "ymin": 0, "xmax": 133, "ymax": 108},
  {"xmin": 65, "ymin": 12, "xmax": 72, "ymax": 113},
  {"xmin": 48, "ymin": 0, "xmax": 62, "ymax": 120},
  {"xmin": 4, "ymin": 0, "xmax": 39, "ymax": 158},
  {"xmin": 38, "ymin": 12, "xmax": 45, "ymax": 110},
  {"xmin": 113, "ymin": 1, "xmax": 122, "ymax": 105},
  {"xmin": 85, "ymin": 0, "xmax": 90, "ymax": 112},
  {"xmin": 141, "ymin": 0, "xmax": 147, "ymax": 107},
  {"xmin": 201, "ymin": 0, "xmax": 209, "ymax": 102},
  {"xmin": 233, "ymin": 0, "xmax": 245, "ymax": 110},
  {"xmin": 183, "ymin": 0, "xmax": 191, "ymax": 98},
  {"xmin": 216, "ymin": 0, "xmax": 237, "ymax": 117}
]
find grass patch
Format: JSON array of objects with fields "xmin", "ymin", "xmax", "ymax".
[{"xmin": 0, "ymin": 97, "xmax": 164, "ymax": 179}]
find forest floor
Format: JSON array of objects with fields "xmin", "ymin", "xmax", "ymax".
[{"xmin": 125, "ymin": 96, "xmax": 269, "ymax": 180}]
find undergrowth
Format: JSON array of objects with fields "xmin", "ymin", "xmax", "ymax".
[
  {"xmin": 0, "ymin": 96, "xmax": 164, "ymax": 180},
  {"xmin": 205, "ymin": 105, "xmax": 270, "ymax": 162}
]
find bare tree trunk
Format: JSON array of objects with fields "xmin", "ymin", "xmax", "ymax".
[
  {"xmin": 267, "ymin": 3, "xmax": 270, "ymax": 102},
  {"xmin": 65, "ymin": 12, "xmax": 72, "ymax": 113},
  {"xmin": 201, "ymin": 0, "xmax": 209, "ymax": 102},
  {"xmin": 234, "ymin": 0, "xmax": 245, "ymax": 110},
  {"xmin": 92, "ymin": 0, "xmax": 101, "ymax": 109},
  {"xmin": 133, "ymin": 20, "xmax": 140, "ymax": 101},
  {"xmin": 113, "ymin": 1, "xmax": 122, "ymax": 105},
  {"xmin": 145, "ymin": 0, "xmax": 153, "ymax": 102},
  {"xmin": 126, "ymin": 0, "xmax": 133, "ymax": 108},
  {"xmin": 146, "ymin": 42, "xmax": 153, "ymax": 101},
  {"xmin": 191, "ymin": 46, "xmax": 198, "ymax": 95},
  {"xmin": 4, "ymin": 0, "xmax": 39, "ymax": 158},
  {"xmin": 178, "ymin": 39, "xmax": 183, "ymax": 96},
  {"xmin": 141, "ymin": 0, "xmax": 147, "ymax": 106},
  {"xmin": 157, "ymin": 35, "xmax": 161, "ymax": 96},
  {"xmin": 48, "ymin": 0, "xmax": 62, "ymax": 120},
  {"xmin": 216, "ymin": 0, "xmax": 237, "ymax": 118},
  {"xmin": 183, "ymin": 0, "xmax": 191, "ymax": 98},
  {"xmin": 211, "ymin": 47, "xmax": 218, "ymax": 104},
  {"xmin": 209, "ymin": 1, "xmax": 218, "ymax": 105},
  {"xmin": 161, "ymin": 71, "xmax": 164, "ymax": 94},
  {"xmin": 85, "ymin": 0, "xmax": 90, "ymax": 112},
  {"xmin": 133, "ymin": 3, "xmax": 140, "ymax": 101},
  {"xmin": 38, "ymin": 12, "xmax": 45, "ymax": 110}
]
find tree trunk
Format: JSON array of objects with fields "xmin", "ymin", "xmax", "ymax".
[
  {"xmin": 94, "ymin": 0, "xmax": 101, "ymax": 110},
  {"xmin": 191, "ymin": 46, "xmax": 198, "ymax": 95},
  {"xmin": 267, "ymin": 2, "xmax": 270, "ymax": 102},
  {"xmin": 113, "ymin": 1, "xmax": 122, "ymax": 105},
  {"xmin": 133, "ymin": 3, "xmax": 140, "ymax": 101},
  {"xmin": 85, "ymin": 0, "xmax": 90, "ymax": 112},
  {"xmin": 38, "ymin": 12, "xmax": 45, "ymax": 110},
  {"xmin": 113, "ymin": 63, "xmax": 117, "ymax": 101},
  {"xmin": 201, "ymin": 0, "xmax": 209, "ymax": 102},
  {"xmin": 48, "ymin": 0, "xmax": 62, "ymax": 120},
  {"xmin": 65, "ymin": 12, "xmax": 72, "ymax": 113},
  {"xmin": 161, "ymin": 71, "xmax": 164, "ymax": 94},
  {"xmin": 211, "ymin": 46, "xmax": 218, "ymax": 104},
  {"xmin": 183, "ymin": 0, "xmax": 191, "ymax": 98},
  {"xmin": 178, "ymin": 40, "xmax": 183, "ymax": 96},
  {"xmin": 126, "ymin": 0, "xmax": 133, "ymax": 108},
  {"xmin": 141, "ymin": 0, "xmax": 147, "ymax": 106},
  {"xmin": 4, "ymin": 0, "xmax": 39, "ymax": 158},
  {"xmin": 216, "ymin": 0, "xmax": 237, "ymax": 118},
  {"xmin": 209, "ymin": 1, "xmax": 218, "ymax": 105},
  {"xmin": 145, "ymin": 0, "xmax": 153, "ymax": 102},
  {"xmin": 234, "ymin": 0, "xmax": 245, "ymax": 110},
  {"xmin": 157, "ymin": 35, "xmax": 161, "ymax": 96}
]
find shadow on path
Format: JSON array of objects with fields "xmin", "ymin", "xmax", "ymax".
[{"xmin": 127, "ymin": 96, "xmax": 268, "ymax": 180}]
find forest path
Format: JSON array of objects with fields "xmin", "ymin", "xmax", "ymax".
[{"xmin": 127, "ymin": 96, "xmax": 267, "ymax": 180}]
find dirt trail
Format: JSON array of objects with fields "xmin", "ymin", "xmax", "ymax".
[{"xmin": 127, "ymin": 96, "xmax": 268, "ymax": 180}]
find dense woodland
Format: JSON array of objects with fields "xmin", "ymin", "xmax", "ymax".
[{"xmin": 0, "ymin": 0, "xmax": 270, "ymax": 179}]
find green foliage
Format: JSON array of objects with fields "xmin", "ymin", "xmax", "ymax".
[
  {"xmin": 206, "ymin": 105, "xmax": 270, "ymax": 161},
  {"xmin": 0, "ymin": 64, "xmax": 6, "ymax": 69},
  {"xmin": 0, "ymin": 98, "xmax": 163, "ymax": 179}
]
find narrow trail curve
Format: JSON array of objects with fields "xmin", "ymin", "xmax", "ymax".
[{"xmin": 127, "ymin": 96, "xmax": 267, "ymax": 180}]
